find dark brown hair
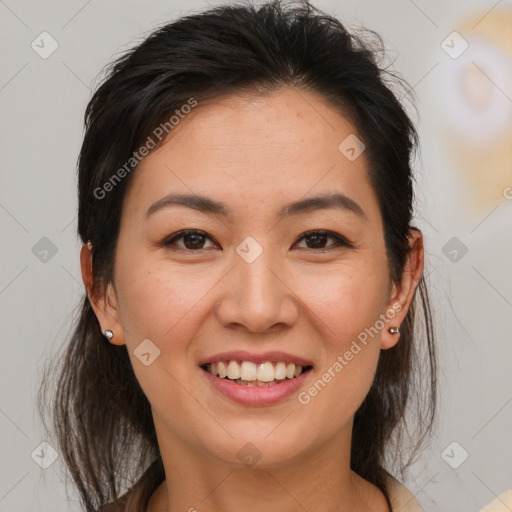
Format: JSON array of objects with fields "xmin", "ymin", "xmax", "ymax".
[{"xmin": 39, "ymin": 1, "xmax": 437, "ymax": 510}]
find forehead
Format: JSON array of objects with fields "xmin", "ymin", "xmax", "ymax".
[{"xmin": 123, "ymin": 87, "xmax": 380, "ymax": 224}]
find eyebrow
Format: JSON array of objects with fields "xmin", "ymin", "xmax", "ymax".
[{"xmin": 145, "ymin": 192, "xmax": 367, "ymax": 221}]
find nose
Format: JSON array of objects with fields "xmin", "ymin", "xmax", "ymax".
[{"xmin": 215, "ymin": 249, "xmax": 299, "ymax": 334}]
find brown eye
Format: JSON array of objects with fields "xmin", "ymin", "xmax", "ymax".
[
  {"xmin": 163, "ymin": 230, "xmax": 217, "ymax": 250},
  {"xmin": 294, "ymin": 230, "xmax": 354, "ymax": 252},
  {"xmin": 162, "ymin": 229, "xmax": 354, "ymax": 253}
]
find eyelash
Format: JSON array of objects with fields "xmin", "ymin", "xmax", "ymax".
[{"xmin": 161, "ymin": 229, "xmax": 354, "ymax": 253}]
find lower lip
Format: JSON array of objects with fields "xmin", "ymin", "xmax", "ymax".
[{"xmin": 200, "ymin": 366, "xmax": 312, "ymax": 405}]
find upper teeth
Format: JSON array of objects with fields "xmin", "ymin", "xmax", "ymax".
[{"xmin": 206, "ymin": 361, "xmax": 304, "ymax": 382}]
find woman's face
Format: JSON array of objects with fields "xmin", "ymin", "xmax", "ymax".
[{"xmin": 88, "ymin": 87, "xmax": 417, "ymax": 469}]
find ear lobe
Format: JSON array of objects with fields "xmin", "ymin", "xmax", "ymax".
[
  {"xmin": 79, "ymin": 244, "xmax": 126, "ymax": 346},
  {"xmin": 380, "ymin": 229, "xmax": 424, "ymax": 350}
]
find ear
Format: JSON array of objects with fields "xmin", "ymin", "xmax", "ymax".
[
  {"xmin": 380, "ymin": 229, "xmax": 424, "ymax": 350},
  {"xmin": 80, "ymin": 243, "xmax": 125, "ymax": 346}
]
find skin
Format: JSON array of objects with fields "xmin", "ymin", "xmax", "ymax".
[{"xmin": 81, "ymin": 87, "xmax": 423, "ymax": 512}]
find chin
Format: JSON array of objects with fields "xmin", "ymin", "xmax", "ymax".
[{"xmin": 201, "ymin": 427, "xmax": 313, "ymax": 470}]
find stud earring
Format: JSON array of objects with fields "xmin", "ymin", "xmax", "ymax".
[
  {"xmin": 388, "ymin": 327, "xmax": 400, "ymax": 335},
  {"xmin": 103, "ymin": 329, "xmax": 114, "ymax": 341}
]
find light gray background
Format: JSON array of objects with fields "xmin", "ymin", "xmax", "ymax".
[{"xmin": 1, "ymin": 0, "xmax": 511, "ymax": 511}]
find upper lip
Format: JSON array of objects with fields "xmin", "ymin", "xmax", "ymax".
[{"xmin": 198, "ymin": 350, "xmax": 314, "ymax": 367}]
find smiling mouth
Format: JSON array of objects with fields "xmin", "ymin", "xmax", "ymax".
[{"xmin": 201, "ymin": 360, "xmax": 314, "ymax": 386}]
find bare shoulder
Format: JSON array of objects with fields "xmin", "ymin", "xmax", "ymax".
[
  {"xmin": 385, "ymin": 475, "xmax": 424, "ymax": 512},
  {"xmin": 352, "ymin": 471, "xmax": 391, "ymax": 512}
]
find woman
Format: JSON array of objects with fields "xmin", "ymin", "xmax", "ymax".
[{"xmin": 40, "ymin": 1, "xmax": 437, "ymax": 510}]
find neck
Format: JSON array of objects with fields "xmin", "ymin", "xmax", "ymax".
[{"xmin": 147, "ymin": 419, "xmax": 389, "ymax": 512}]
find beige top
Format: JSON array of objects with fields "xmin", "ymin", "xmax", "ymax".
[
  {"xmin": 100, "ymin": 473, "xmax": 424, "ymax": 512},
  {"xmin": 479, "ymin": 489, "xmax": 512, "ymax": 511}
]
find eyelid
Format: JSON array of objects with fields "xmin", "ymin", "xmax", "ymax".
[
  {"xmin": 294, "ymin": 230, "xmax": 355, "ymax": 251},
  {"xmin": 162, "ymin": 229, "xmax": 219, "ymax": 249},
  {"xmin": 161, "ymin": 229, "xmax": 354, "ymax": 252}
]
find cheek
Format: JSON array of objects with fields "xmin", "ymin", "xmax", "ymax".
[
  {"xmin": 294, "ymin": 261, "xmax": 389, "ymax": 346},
  {"xmin": 114, "ymin": 259, "xmax": 217, "ymax": 414},
  {"xmin": 291, "ymin": 263, "xmax": 387, "ymax": 410},
  {"xmin": 115, "ymin": 256, "xmax": 220, "ymax": 349}
]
